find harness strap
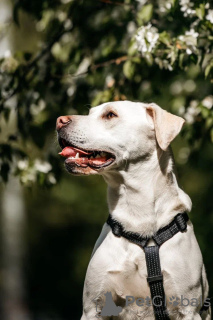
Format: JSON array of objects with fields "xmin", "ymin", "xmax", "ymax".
[
  {"xmin": 107, "ymin": 212, "xmax": 189, "ymax": 248},
  {"xmin": 144, "ymin": 246, "xmax": 170, "ymax": 320},
  {"xmin": 153, "ymin": 213, "xmax": 188, "ymax": 246},
  {"xmin": 106, "ymin": 213, "xmax": 189, "ymax": 320},
  {"xmin": 106, "ymin": 214, "xmax": 149, "ymax": 247}
]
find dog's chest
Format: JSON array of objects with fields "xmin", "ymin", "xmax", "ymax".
[{"xmin": 88, "ymin": 233, "xmax": 151, "ymax": 299}]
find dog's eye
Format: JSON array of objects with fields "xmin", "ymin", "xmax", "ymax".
[{"xmin": 105, "ymin": 112, "xmax": 117, "ymax": 119}]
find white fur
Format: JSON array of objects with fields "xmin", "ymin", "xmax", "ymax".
[{"xmin": 64, "ymin": 101, "xmax": 210, "ymax": 320}]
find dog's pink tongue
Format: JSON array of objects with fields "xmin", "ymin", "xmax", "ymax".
[
  {"xmin": 59, "ymin": 146, "xmax": 76, "ymax": 158},
  {"xmin": 59, "ymin": 146, "xmax": 93, "ymax": 158}
]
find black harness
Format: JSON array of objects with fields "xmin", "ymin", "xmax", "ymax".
[{"xmin": 107, "ymin": 213, "xmax": 209, "ymax": 319}]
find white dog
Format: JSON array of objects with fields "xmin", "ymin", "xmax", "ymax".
[{"xmin": 56, "ymin": 101, "xmax": 210, "ymax": 320}]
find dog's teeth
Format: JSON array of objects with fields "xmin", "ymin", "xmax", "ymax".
[
  {"xmin": 75, "ymin": 152, "xmax": 79, "ymax": 159},
  {"xmin": 90, "ymin": 156, "xmax": 94, "ymax": 159},
  {"xmin": 96, "ymin": 154, "xmax": 101, "ymax": 158},
  {"xmin": 101, "ymin": 152, "xmax": 107, "ymax": 157}
]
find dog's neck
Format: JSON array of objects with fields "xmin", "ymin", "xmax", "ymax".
[{"xmin": 103, "ymin": 148, "xmax": 191, "ymax": 237}]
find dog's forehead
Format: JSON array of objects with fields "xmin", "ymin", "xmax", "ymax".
[{"xmin": 89, "ymin": 100, "xmax": 147, "ymax": 116}]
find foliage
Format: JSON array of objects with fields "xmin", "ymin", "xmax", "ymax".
[{"xmin": 0, "ymin": 0, "xmax": 212, "ymax": 185}]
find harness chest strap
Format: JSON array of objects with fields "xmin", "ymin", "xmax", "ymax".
[
  {"xmin": 106, "ymin": 213, "xmax": 208, "ymax": 320},
  {"xmin": 144, "ymin": 245, "xmax": 169, "ymax": 319}
]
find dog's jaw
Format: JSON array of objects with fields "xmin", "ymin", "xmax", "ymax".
[
  {"xmin": 57, "ymin": 122, "xmax": 117, "ymax": 175},
  {"xmin": 64, "ymin": 161, "xmax": 99, "ymax": 175}
]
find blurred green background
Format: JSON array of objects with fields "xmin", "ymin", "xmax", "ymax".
[{"xmin": 0, "ymin": 0, "xmax": 212, "ymax": 319}]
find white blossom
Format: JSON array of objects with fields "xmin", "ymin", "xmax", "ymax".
[
  {"xmin": 17, "ymin": 159, "xmax": 56, "ymax": 185},
  {"xmin": 61, "ymin": 33, "xmax": 72, "ymax": 44},
  {"xmin": 76, "ymin": 57, "xmax": 91, "ymax": 76},
  {"xmin": 179, "ymin": 0, "xmax": 196, "ymax": 17},
  {"xmin": 34, "ymin": 160, "xmax": 52, "ymax": 173},
  {"xmin": 184, "ymin": 100, "xmax": 200, "ymax": 124},
  {"xmin": 155, "ymin": 57, "xmax": 173, "ymax": 71},
  {"xmin": 57, "ymin": 11, "xmax": 67, "ymax": 22},
  {"xmin": 4, "ymin": 50, "xmax": 11, "ymax": 58},
  {"xmin": 184, "ymin": 79, "xmax": 196, "ymax": 93},
  {"xmin": 127, "ymin": 21, "xmax": 137, "ymax": 35},
  {"xmin": 1, "ymin": 53, "xmax": 19, "ymax": 73},
  {"xmin": 17, "ymin": 162, "xmax": 37, "ymax": 184},
  {"xmin": 20, "ymin": 170, "xmax": 36, "ymax": 184},
  {"xmin": 136, "ymin": 0, "xmax": 147, "ymax": 5},
  {"xmin": 178, "ymin": 106, "xmax": 186, "ymax": 116},
  {"xmin": 105, "ymin": 74, "xmax": 115, "ymax": 88},
  {"xmin": 67, "ymin": 86, "xmax": 75, "ymax": 97},
  {"xmin": 206, "ymin": 9, "xmax": 213, "ymax": 24},
  {"xmin": 178, "ymin": 29, "xmax": 198, "ymax": 54},
  {"xmin": 158, "ymin": 0, "xmax": 173, "ymax": 13},
  {"xmin": 30, "ymin": 99, "xmax": 46, "ymax": 116},
  {"xmin": 33, "ymin": 92, "xmax": 40, "ymax": 100},
  {"xmin": 136, "ymin": 24, "xmax": 159, "ymax": 57},
  {"xmin": 170, "ymin": 81, "xmax": 183, "ymax": 95},
  {"xmin": 202, "ymin": 96, "xmax": 213, "ymax": 109},
  {"xmin": 64, "ymin": 19, "xmax": 73, "ymax": 30},
  {"xmin": 17, "ymin": 159, "xmax": 29, "ymax": 170},
  {"xmin": 48, "ymin": 173, "xmax": 57, "ymax": 184}
]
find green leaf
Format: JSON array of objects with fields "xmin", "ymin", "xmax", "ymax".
[
  {"xmin": 137, "ymin": 4, "xmax": 153, "ymax": 25},
  {"xmin": 131, "ymin": 57, "xmax": 141, "ymax": 64},
  {"xmin": 195, "ymin": 4, "xmax": 205, "ymax": 20},
  {"xmin": 128, "ymin": 38, "xmax": 137, "ymax": 56},
  {"xmin": 179, "ymin": 53, "xmax": 185, "ymax": 69},
  {"xmin": 206, "ymin": 117, "xmax": 213, "ymax": 129},
  {"xmin": 190, "ymin": 54, "xmax": 198, "ymax": 64},
  {"xmin": 123, "ymin": 60, "xmax": 135, "ymax": 80},
  {"xmin": 159, "ymin": 31, "xmax": 171, "ymax": 46},
  {"xmin": 200, "ymin": 106, "xmax": 209, "ymax": 119},
  {"xmin": 205, "ymin": 60, "xmax": 213, "ymax": 78},
  {"xmin": 91, "ymin": 90, "xmax": 113, "ymax": 107}
]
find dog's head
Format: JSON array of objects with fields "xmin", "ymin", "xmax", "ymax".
[{"xmin": 56, "ymin": 101, "xmax": 185, "ymax": 175}]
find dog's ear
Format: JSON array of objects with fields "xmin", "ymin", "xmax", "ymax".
[{"xmin": 146, "ymin": 103, "xmax": 185, "ymax": 151}]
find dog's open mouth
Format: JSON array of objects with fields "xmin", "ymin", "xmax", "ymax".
[{"xmin": 58, "ymin": 138, "xmax": 115, "ymax": 169}]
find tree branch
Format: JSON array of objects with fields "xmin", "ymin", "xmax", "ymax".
[
  {"xmin": 91, "ymin": 55, "xmax": 128, "ymax": 70},
  {"xmin": 0, "ymin": 26, "xmax": 73, "ymax": 109},
  {"xmin": 56, "ymin": 55, "xmax": 135, "ymax": 79}
]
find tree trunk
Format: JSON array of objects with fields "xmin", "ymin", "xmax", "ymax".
[{"xmin": 1, "ymin": 177, "xmax": 30, "ymax": 320}]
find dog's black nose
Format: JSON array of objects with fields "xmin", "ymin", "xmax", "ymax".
[{"xmin": 56, "ymin": 116, "xmax": 72, "ymax": 131}]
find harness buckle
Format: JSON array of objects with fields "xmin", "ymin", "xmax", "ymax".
[
  {"xmin": 175, "ymin": 214, "xmax": 187, "ymax": 232},
  {"xmin": 147, "ymin": 274, "xmax": 163, "ymax": 283}
]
